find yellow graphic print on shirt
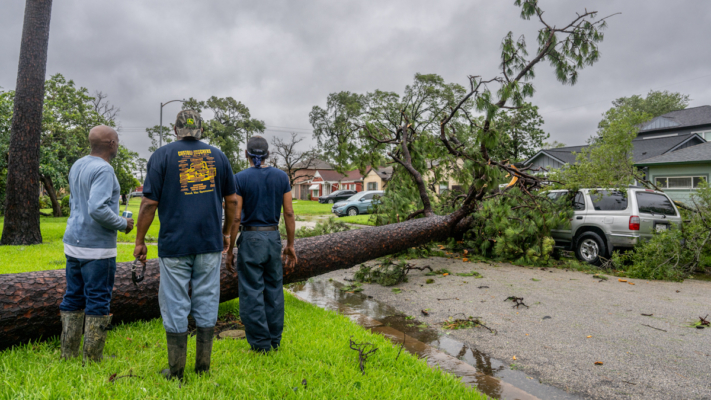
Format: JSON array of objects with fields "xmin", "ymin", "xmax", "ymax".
[{"xmin": 178, "ymin": 149, "xmax": 217, "ymax": 195}]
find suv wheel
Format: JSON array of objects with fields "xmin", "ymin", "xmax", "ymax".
[
  {"xmin": 575, "ymin": 232, "xmax": 607, "ymax": 266},
  {"xmin": 347, "ymin": 207, "xmax": 358, "ymax": 217}
]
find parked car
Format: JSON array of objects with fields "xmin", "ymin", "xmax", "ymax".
[
  {"xmin": 545, "ymin": 188, "xmax": 681, "ymax": 265},
  {"xmin": 318, "ymin": 190, "xmax": 357, "ymax": 204},
  {"xmin": 332, "ymin": 191, "xmax": 384, "ymax": 217},
  {"xmin": 130, "ymin": 191, "xmax": 143, "ymax": 197}
]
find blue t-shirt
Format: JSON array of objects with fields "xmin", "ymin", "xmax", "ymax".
[
  {"xmin": 234, "ymin": 167, "xmax": 291, "ymax": 226},
  {"xmin": 143, "ymin": 139, "xmax": 236, "ymax": 258}
]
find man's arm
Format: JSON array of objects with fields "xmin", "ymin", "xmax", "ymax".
[
  {"xmin": 222, "ymin": 193, "xmax": 238, "ymax": 252},
  {"xmin": 133, "ymin": 196, "xmax": 159, "ymax": 263},
  {"xmin": 225, "ymin": 195, "xmax": 242, "ymax": 273},
  {"xmin": 88, "ymin": 169, "xmax": 131, "ymax": 232},
  {"xmin": 282, "ymin": 191, "xmax": 297, "ymax": 271}
]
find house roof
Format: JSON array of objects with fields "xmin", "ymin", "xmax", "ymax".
[
  {"xmin": 316, "ymin": 169, "xmax": 363, "ymax": 182},
  {"xmin": 367, "ymin": 166, "xmax": 393, "ymax": 181},
  {"xmin": 526, "ymin": 134, "xmax": 705, "ymax": 166},
  {"xmin": 639, "ymin": 106, "xmax": 711, "ymax": 133},
  {"xmin": 635, "ymin": 141, "xmax": 711, "ymax": 165},
  {"xmin": 293, "ymin": 158, "xmax": 333, "ymax": 169}
]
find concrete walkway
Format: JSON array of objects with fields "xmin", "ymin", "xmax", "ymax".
[{"xmin": 319, "ymin": 257, "xmax": 711, "ymax": 400}]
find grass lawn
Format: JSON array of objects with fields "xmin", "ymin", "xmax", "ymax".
[
  {"xmin": 0, "ymin": 294, "xmax": 483, "ymax": 400},
  {"xmin": 290, "ymin": 200, "xmax": 332, "ymax": 216},
  {"xmin": 339, "ymin": 215, "xmax": 378, "ymax": 226}
]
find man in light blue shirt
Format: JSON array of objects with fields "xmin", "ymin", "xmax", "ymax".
[{"xmin": 59, "ymin": 125, "xmax": 134, "ymax": 364}]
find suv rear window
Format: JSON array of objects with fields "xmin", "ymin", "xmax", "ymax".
[
  {"xmin": 590, "ymin": 190, "xmax": 628, "ymax": 211},
  {"xmin": 636, "ymin": 192, "xmax": 676, "ymax": 216}
]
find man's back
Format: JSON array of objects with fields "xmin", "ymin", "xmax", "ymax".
[
  {"xmin": 63, "ymin": 155, "xmax": 123, "ymax": 249},
  {"xmin": 143, "ymin": 139, "xmax": 235, "ymax": 257},
  {"xmin": 234, "ymin": 167, "xmax": 291, "ymax": 227}
]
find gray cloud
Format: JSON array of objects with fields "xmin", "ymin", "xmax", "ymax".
[{"xmin": 1, "ymin": 1, "xmax": 710, "ymax": 160}]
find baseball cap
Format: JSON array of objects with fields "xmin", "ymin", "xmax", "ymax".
[
  {"xmin": 247, "ymin": 135, "xmax": 269, "ymax": 156},
  {"xmin": 175, "ymin": 110, "xmax": 203, "ymax": 139}
]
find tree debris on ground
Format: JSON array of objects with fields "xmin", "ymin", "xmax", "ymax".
[
  {"xmin": 355, "ymin": 259, "xmax": 432, "ymax": 286},
  {"xmin": 348, "ymin": 336, "xmax": 378, "ymax": 375},
  {"xmin": 441, "ymin": 314, "xmax": 496, "ymax": 334},
  {"xmin": 505, "ymin": 296, "xmax": 529, "ymax": 309}
]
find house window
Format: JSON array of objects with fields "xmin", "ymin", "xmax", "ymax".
[
  {"xmin": 312, "ymin": 189, "xmax": 319, "ymax": 198},
  {"xmin": 439, "ymin": 183, "xmax": 449, "ymax": 193},
  {"xmin": 367, "ymin": 182, "xmax": 378, "ymax": 191},
  {"xmin": 655, "ymin": 176, "xmax": 707, "ymax": 189}
]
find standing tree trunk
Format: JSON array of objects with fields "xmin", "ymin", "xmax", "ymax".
[
  {"xmin": 39, "ymin": 174, "xmax": 61, "ymax": 217},
  {"xmin": 2, "ymin": 0, "xmax": 53, "ymax": 245}
]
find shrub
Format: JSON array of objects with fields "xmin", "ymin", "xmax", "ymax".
[
  {"xmin": 38, "ymin": 195, "xmax": 51, "ymax": 209},
  {"xmin": 60, "ymin": 195, "xmax": 70, "ymax": 216}
]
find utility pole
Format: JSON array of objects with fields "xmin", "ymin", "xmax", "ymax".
[{"xmin": 159, "ymin": 99, "xmax": 184, "ymax": 148}]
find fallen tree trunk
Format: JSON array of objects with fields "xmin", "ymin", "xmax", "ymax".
[{"xmin": 0, "ymin": 214, "xmax": 467, "ymax": 350}]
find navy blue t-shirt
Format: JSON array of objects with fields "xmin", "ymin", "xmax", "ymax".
[
  {"xmin": 143, "ymin": 139, "xmax": 236, "ymax": 257},
  {"xmin": 234, "ymin": 166, "xmax": 291, "ymax": 226}
]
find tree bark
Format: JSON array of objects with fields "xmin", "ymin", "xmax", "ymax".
[
  {"xmin": 40, "ymin": 174, "xmax": 61, "ymax": 217},
  {"xmin": 2, "ymin": 0, "xmax": 53, "ymax": 245},
  {"xmin": 0, "ymin": 214, "xmax": 470, "ymax": 350}
]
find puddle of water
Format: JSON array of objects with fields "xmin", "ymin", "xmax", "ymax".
[{"xmin": 290, "ymin": 279, "xmax": 579, "ymax": 400}]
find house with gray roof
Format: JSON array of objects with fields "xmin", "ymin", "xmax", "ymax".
[
  {"xmin": 636, "ymin": 141, "xmax": 711, "ymax": 204},
  {"xmin": 524, "ymin": 106, "xmax": 710, "ymax": 203}
]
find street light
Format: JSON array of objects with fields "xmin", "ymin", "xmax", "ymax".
[{"xmin": 159, "ymin": 99, "xmax": 185, "ymax": 148}]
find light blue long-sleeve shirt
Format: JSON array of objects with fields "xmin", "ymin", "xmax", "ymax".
[{"xmin": 63, "ymin": 155, "xmax": 127, "ymax": 249}]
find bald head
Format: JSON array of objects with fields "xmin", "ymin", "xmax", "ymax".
[{"xmin": 89, "ymin": 125, "xmax": 119, "ymax": 161}]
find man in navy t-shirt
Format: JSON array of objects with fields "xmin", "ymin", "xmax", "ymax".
[
  {"xmin": 226, "ymin": 135, "xmax": 296, "ymax": 353},
  {"xmin": 133, "ymin": 110, "xmax": 238, "ymax": 380}
]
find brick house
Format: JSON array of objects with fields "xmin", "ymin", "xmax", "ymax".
[{"xmin": 307, "ymin": 169, "xmax": 364, "ymax": 201}]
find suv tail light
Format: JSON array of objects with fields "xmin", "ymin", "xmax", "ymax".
[{"xmin": 629, "ymin": 216, "xmax": 640, "ymax": 231}]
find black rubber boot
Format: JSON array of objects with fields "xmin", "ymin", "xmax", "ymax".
[
  {"xmin": 195, "ymin": 326, "xmax": 215, "ymax": 374},
  {"xmin": 161, "ymin": 331, "xmax": 188, "ymax": 381},
  {"xmin": 60, "ymin": 310, "xmax": 84, "ymax": 360},
  {"xmin": 83, "ymin": 314, "xmax": 112, "ymax": 364}
]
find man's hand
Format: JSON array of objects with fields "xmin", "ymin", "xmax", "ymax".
[
  {"xmin": 225, "ymin": 252, "xmax": 235, "ymax": 274},
  {"xmin": 282, "ymin": 245, "xmax": 297, "ymax": 273},
  {"xmin": 124, "ymin": 218, "xmax": 134, "ymax": 234},
  {"xmin": 134, "ymin": 243, "xmax": 148, "ymax": 263},
  {"xmin": 222, "ymin": 234, "xmax": 231, "ymax": 253}
]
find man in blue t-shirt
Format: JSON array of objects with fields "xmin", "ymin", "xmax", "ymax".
[
  {"xmin": 133, "ymin": 110, "xmax": 238, "ymax": 380},
  {"xmin": 226, "ymin": 135, "xmax": 296, "ymax": 353}
]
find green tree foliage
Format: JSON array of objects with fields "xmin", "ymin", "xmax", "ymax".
[
  {"xmin": 111, "ymin": 146, "xmax": 141, "ymax": 198},
  {"xmin": 0, "ymin": 90, "xmax": 13, "ymax": 211},
  {"xmin": 311, "ymin": 1, "xmax": 612, "ymax": 265},
  {"xmin": 0, "ymin": 74, "xmax": 140, "ymax": 216},
  {"xmin": 598, "ymin": 90, "xmax": 689, "ymax": 131},
  {"xmin": 558, "ymin": 106, "xmax": 652, "ymax": 191},
  {"xmin": 463, "ymin": 188, "xmax": 570, "ymax": 265},
  {"xmin": 490, "ymin": 103, "xmax": 548, "ymax": 162},
  {"xmin": 613, "ymin": 183, "xmax": 711, "ymax": 280}
]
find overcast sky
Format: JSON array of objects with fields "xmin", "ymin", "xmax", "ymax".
[{"xmin": 1, "ymin": 1, "xmax": 710, "ymax": 160}]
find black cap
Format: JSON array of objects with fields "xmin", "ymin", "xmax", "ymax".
[{"xmin": 247, "ymin": 135, "xmax": 269, "ymax": 156}]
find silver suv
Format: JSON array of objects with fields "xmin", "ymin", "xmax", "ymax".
[{"xmin": 546, "ymin": 188, "xmax": 682, "ymax": 265}]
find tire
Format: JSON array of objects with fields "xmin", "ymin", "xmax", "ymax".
[
  {"xmin": 574, "ymin": 232, "xmax": 607, "ymax": 266},
  {"xmin": 347, "ymin": 207, "xmax": 358, "ymax": 217},
  {"xmin": 328, "ymin": 199, "xmax": 334, "ymax": 204}
]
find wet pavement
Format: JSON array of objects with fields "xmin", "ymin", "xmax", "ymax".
[{"xmin": 290, "ymin": 279, "xmax": 579, "ymax": 400}]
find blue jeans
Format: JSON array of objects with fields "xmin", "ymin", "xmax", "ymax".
[
  {"xmin": 236, "ymin": 230, "xmax": 284, "ymax": 351},
  {"xmin": 158, "ymin": 252, "xmax": 222, "ymax": 334},
  {"xmin": 60, "ymin": 255, "xmax": 116, "ymax": 316}
]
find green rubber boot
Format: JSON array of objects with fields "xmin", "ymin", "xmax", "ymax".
[
  {"xmin": 161, "ymin": 331, "xmax": 188, "ymax": 381},
  {"xmin": 60, "ymin": 310, "xmax": 84, "ymax": 360},
  {"xmin": 195, "ymin": 327, "xmax": 215, "ymax": 374},
  {"xmin": 83, "ymin": 314, "xmax": 112, "ymax": 364}
]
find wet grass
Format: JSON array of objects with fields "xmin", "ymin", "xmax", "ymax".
[
  {"xmin": 339, "ymin": 215, "xmax": 378, "ymax": 226},
  {"xmin": 0, "ymin": 294, "xmax": 484, "ymax": 400}
]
